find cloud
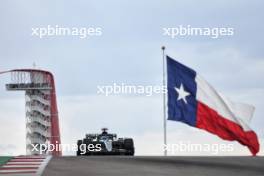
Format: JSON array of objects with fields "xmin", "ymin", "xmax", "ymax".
[{"xmin": 0, "ymin": 97, "xmax": 26, "ymax": 155}]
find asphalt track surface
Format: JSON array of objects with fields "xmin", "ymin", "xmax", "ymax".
[{"xmin": 43, "ymin": 156, "xmax": 264, "ymax": 176}]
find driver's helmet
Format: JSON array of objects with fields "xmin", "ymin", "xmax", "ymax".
[{"xmin": 101, "ymin": 128, "xmax": 108, "ymax": 135}]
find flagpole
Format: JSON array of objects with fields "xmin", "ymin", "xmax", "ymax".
[{"xmin": 162, "ymin": 46, "xmax": 167, "ymax": 156}]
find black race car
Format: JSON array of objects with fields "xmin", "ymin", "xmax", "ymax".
[{"xmin": 77, "ymin": 128, "xmax": 134, "ymax": 156}]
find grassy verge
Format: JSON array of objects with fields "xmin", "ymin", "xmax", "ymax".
[{"xmin": 0, "ymin": 156, "xmax": 12, "ymax": 166}]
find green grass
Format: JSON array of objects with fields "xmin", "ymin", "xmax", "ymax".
[{"xmin": 0, "ymin": 156, "xmax": 12, "ymax": 166}]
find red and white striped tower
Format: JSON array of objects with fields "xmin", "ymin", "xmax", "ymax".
[{"xmin": 1, "ymin": 69, "xmax": 61, "ymax": 156}]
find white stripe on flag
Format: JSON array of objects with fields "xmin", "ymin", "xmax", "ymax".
[{"xmin": 195, "ymin": 74, "xmax": 254, "ymax": 131}]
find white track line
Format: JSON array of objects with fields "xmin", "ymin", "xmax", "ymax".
[{"xmin": 36, "ymin": 156, "xmax": 52, "ymax": 176}]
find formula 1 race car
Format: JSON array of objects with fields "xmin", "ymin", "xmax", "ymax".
[{"xmin": 76, "ymin": 128, "xmax": 135, "ymax": 156}]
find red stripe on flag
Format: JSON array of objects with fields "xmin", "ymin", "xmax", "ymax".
[{"xmin": 196, "ymin": 101, "xmax": 259, "ymax": 155}]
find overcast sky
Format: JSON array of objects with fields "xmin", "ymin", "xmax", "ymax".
[{"xmin": 0, "ymin": 0, "xmax": 263, "ymax": 156}]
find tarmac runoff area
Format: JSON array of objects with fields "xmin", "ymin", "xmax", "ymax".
[{"xmin": 43, "ymin": 156, "xmax": 264, "ymax": 176}]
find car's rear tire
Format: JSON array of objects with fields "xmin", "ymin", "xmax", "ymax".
[{"xmin": 83, "ymin": 138, "xmax": 91, "ymax": 145}]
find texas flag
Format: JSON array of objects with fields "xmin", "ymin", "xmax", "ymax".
[{"xmin": 167, "ymin": 56, "xmax": 259, "ymax": 155}]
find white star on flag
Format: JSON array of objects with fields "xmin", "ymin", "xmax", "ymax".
[{"xmin": 175, "ymin": 83, "xmax": 190, "ymax": 104}]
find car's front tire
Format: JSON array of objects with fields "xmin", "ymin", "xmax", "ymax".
[{"xmin": 124, "ymin": 138, "xmax": 134, "ymax": 156}]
